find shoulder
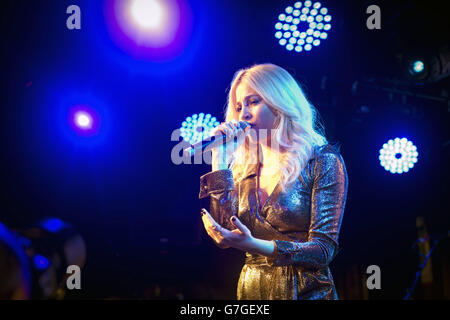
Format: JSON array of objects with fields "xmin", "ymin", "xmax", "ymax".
[{"xmin": 311, "ymin": 143, "xmax": 346, "ymax": 177}]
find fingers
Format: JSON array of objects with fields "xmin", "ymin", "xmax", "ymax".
[
  {"xmin": 201, "ymin": 208, "xmax": 226, "ymax": 244},
  {"xmin": 229, "ymin": 216, "xmax": 250, "ymax": 236},
  {"xmin": 202, "ymin": 215, "xmax": 223, "ymax": 242},
  {"xmin": 215, "ymin": 121, "xmax": 242, "ymax": 138}
]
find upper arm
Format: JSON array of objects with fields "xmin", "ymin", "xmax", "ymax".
[{"xmin": 309, "ymin": 151, "xmax": 348, "ymax": 252}]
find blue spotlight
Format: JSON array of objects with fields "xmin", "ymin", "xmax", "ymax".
[
  {"xmin": 275, "ymin": 1, "xmax": 331, "ymax": 53},
  {"xmin": 40, "ymin": 218, "xmax": 65, "ymax": 233},
  {"xmin": 68, "ymin": 104, "xmax": 101, "ymax": 137},
  {"xmin": 33, "ymin": 254, "xmax": 50, "ymax": 271},
  {"xmin": 180, "ymin": 113, "xmax": 220, "ymax": 145},
  {"xmin": 379, "ymin": 138, "xmax": 418, "ymax": 174}
]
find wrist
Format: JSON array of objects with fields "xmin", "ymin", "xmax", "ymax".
[{"xmin": 248, "ymin": 237, "xmax": 276, "ymax": 257}]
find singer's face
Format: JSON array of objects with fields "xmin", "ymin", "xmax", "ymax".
[{"xmin": 234, "ymin": 82, "xmax": 278, "ymax": 133}]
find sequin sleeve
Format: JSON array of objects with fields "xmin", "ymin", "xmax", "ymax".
[
  {"xmin": 199, "ymin": 169, "xmax": 238, "ymax": 231},
  {"xmin": 267, "ymin": 150, "xmax": 348, "ymax": 269}
]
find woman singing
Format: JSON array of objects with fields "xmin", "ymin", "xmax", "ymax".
[{"xmin": 199, "ymin": 63, "xmax": 348, "ymax": 300}]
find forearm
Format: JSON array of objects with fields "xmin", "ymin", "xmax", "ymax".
[
  {"xmin": 266, "ymin": 237, "xmax": 336, "ymax": 269},
  {"xmin": 246, "ymin": 237, "xmax": 276, "ymax": 257}
]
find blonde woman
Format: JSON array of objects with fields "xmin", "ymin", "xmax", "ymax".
[{"xmin": 199, "ymin": 63, "xmax": 348, "ymax": 300}]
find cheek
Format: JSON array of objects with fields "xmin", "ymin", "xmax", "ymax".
[{"xmin": 260, "ymin": 107, "xmax": 278, "ymax": 127}]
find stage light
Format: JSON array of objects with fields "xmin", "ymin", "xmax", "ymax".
[
  {"xmin": 75, "ymin": 111, "xmax": 93, "ymax": 129},
  {"xmin": 67, "ymin": 105, "xmax": 101, "ymax": 137},
  {"xmin": 130, "ymin": 0, "xmax": 164, "ymax": 30},
  {"xmin": 33, "ymin": 254, "xmax": 50, "ymax": 271},
  {"xmin": 103, "ymin": 0, "xmax": 193, "ymax": 62},
  {"xmin": 179, "ymin": 113, "xmax": 220, "ymax": 145},
  {"xmin": 275, "ymin": 1, "xmax": 331, "ymax": 53},
  {"xmin": 379, "ymin": 138, "xmax": 418, "ymax": 174},
  {"xmin": 40, "ymin": 218, "xmax": 65, "ymax": 233},
  {"xmin": 409, "ymin": 60, "xmax": 425, "ymax": 74}
]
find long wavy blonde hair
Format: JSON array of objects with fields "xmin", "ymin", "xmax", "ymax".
[{"xmin": 224, "ymin": 63, "xmax": 328, "ymax": 192}]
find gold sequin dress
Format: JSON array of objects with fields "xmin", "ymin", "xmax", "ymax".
[{"xmin": 199, "ymin": 144, "xmax": 348, "ymax": 300}]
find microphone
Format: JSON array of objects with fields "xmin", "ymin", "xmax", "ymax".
[{"xmin": 183, "ymin": 121, "xmax": 251, "ymax": 157}]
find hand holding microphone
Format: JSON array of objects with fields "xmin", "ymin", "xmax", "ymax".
[
  {"xmin": 210, "ymin": 120, "xmax": 251, "ymax": 170},
  {"xmin": 182, "ymin": 120, "xmax": 251, "ymax": 170}
]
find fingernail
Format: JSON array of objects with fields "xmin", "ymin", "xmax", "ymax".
[
  {"xmin": 201, "ymin": 209, "xmax": 205, "ymax": 215},
  {"xmin": 231, "ymin": 216, "xmax": 236, "ymax": 222}
]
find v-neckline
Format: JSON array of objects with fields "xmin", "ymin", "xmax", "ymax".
[
  {"xmin": 257, "ymin": 181, "xmax": 279, "ymax": 213},
  {"xmin": 256, "ymin": 163, "xmax": 280, "ymax": 213}
]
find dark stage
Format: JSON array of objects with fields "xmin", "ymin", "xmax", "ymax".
[{"xmin": 0, "ymin": 0, "xmax": 449, "ymax": 302}]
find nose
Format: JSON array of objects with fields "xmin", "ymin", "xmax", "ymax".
[{"xmin": 239, "ymin": 105, "xmax": 252, "ymax": 122}]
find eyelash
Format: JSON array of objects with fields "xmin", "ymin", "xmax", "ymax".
[{"xmin": 236, "ymin": 100, "xmax": 259, "ymax": 111}]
